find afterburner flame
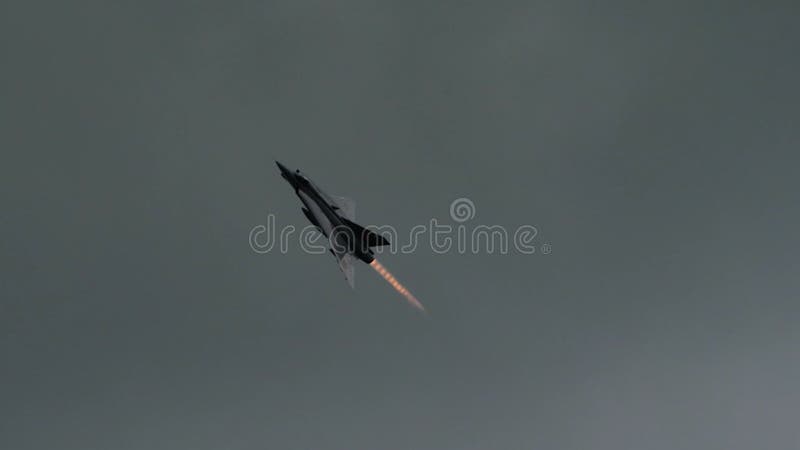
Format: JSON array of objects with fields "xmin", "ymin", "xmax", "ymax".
[{"xmin": 369, "ymin": 259, "xmax": 426, "ymax": 313}]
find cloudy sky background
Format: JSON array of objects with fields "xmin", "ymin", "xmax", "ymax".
[{"xmin": 3, "ymin": 1, "xmax": 799, "ymax": 449}]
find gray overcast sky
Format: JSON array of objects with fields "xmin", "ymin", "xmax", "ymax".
[{"xmin": 2, "ymin": 1, "xmax": 799, "ymax": 449}]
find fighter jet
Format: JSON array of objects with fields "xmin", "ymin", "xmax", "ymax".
[{"xmin": 276, "ymin": 161, "xmax": 390, "ymax": 288}]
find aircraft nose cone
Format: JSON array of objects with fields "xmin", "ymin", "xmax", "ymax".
[{"xmin": 275, "ymin": 161, "xmax": 290, "ymax": 174}]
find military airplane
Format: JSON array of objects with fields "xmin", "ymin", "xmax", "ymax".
[{"xmin": 276, "ymin": 161, "xmax": 390, "ymax": 288}]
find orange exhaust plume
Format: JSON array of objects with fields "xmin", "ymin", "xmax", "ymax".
[{"xmin": 369, "ymin": 259, "xmax": 426, "ymax": 313}]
